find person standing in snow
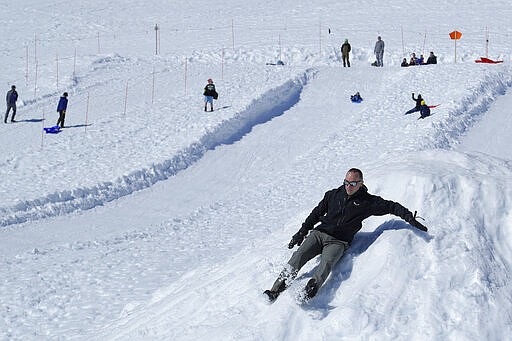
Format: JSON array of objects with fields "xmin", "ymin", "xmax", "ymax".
[
  {"xmin": 203, "ymin": 78, "xmax": 217, "ymax": 112},
  {"xmin": 404, "ymin": 93, "xmax": 423, "ymax": 115},
  {"xmin": 341, "ymin": 39, "xmax": 351, "ymax": 67},
  {"xmin": 56, "ymin": 92, "xmax": 68, "ymax": 128},
  {"xmin": 426, "ymin": 52, "xmax": 437, "ymax": 65},
  {"xmin": 264, "ymin": 168, "xmax": 427, "ymax": 302},
  {"xmin": 5, "ymin": 85, "xmax": 18, "ymax": 123},
  {"xmin": 374, "ymin": 36, "xmax": 385, "ymax": 67}
]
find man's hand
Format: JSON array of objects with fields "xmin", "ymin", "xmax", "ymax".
[
  {"xmin": 406, "ymin": 211, "xmax": 428, "ymax": 232},
  {"xmin": 409, "ymin": 218, "xmax": 428, "ymax": 232},
  {"xmin": 288, "ymin": 232, "xmax": 306, "ymax": 249}
]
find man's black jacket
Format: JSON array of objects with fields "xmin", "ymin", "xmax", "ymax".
[{"xmin": 300, "ymin": 185, "xmax": 413, "ymax": 243}]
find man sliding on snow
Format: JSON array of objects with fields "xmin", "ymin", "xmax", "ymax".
[{"xmin": 264, "ymin": 168, "xmax": 428, "ymax": 302}]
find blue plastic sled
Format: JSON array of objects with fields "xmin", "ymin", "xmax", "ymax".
[
  {"xmin": 44, "ymin": 125, "xmax": 62, "ymax": 134},
  {"xmin": 351, "ymin": 98, "xmax": 363, "ymax": 103}
]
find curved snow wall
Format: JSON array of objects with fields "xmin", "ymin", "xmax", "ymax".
[{"xmin": 0, "ymin": 69, "xmax": 316, "ymax": 228}]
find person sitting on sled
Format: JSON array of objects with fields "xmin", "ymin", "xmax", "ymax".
[{"xmin": 350, "ymin": 92, "xmax": 362, "ymax": 102}]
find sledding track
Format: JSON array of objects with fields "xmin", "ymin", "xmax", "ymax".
[{"xmin": 0, "ymin": 69, "xmax": 315, "ymax": 227}]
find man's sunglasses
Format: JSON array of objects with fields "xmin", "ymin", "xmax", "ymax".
[{"xmin": 343, "ymin": 179, "xmax": 362, "ymax": 187}]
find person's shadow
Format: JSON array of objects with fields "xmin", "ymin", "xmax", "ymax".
[
  {"xmin": 62, "ymin": 124, "xmax": 93, "ymax": 129},
  {"xmin": 13, "ymin": 118, "xmax": 44, "ymax": 123},
  {"xmin": 298, "ymin": 220, "xmax": 432, "ymax": 316}
]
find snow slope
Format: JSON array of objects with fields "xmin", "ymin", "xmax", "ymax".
[{"xmin": 1, "ymin": 1, "xmax": 512, "ymax": 340}]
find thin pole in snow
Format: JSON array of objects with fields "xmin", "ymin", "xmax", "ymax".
[
  {"xmin": 454, "ymin": 38, "xmax": 457, "ymax": 63},
  {"xmin": 318, "ymin": 20, "xmax": 322, "ymax": 55},
  {"xmin": 41, "ymin": 112, "xmax": 44, "ymax": 149},
  {"xmin": 34, "ymin": 61, "xmax": 38, "ymax": 99},
  {"xmin": 85, "ymin": 92, "xmax": 90, "ymax": 133},
  {"xmin": 184, "ymin": 57, "xmax": 188, "ymax": 96},
  {"xmin": 97, "ymin": 32, "xmax": 101, "ymax": 54},
  {"xmin": 221, "ymin": 48, "xmax": 224, "ymax": 80},
  {"xmin": 152, "ymin": 66, "xmax": 155, "ymax": 105},
  {"xmin": 279, "ymin": 33, "xmax": 282, "ymax": 61},
  {"xmin": 485, "ymin": 26, "xmax": 489, "ymax": 58},
  {"xmin": 401, "ymin": 25, "xmax": 404, "ymax": 56},
  {"xmin": 73, "ymin": 48, "xmax": 77, "ymax": 79},
  {"xmin": 25, "ymin": 44, "xmax": 29, "ymax": 87},
  {"xmin": 34, "ymin": 33, "xmax": 37, "ymax": 63},
  {"xmin": 422, "ymin": 30, "xmax": 427, "ymax": 56},
  {"xmin": 56, "ymin": 53, "xmax": 59, "ymax": 91},
  {"xmin": 231, "ymin": 19, "xmax": 235, "ymax": 49},
  {"xmin": 155, "ymin": 24, "xmax": 159, "ymax": 55},
  {"xmin": 123, "ymin": 80, "xmax": 128, "ymax": 115}
]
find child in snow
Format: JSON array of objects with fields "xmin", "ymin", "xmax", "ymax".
[
  {"xmin": 405, "ymin": 93, "xmax": 423, "ymax": 115},
  {"xmin": 350, "ymin": 92, "xmax": 363, "ymax": 102},
  {"xmin": 419, "ymin": 100, "xmax": 431, "ymax": 119},
  {"xmin": 203, "ymin": 79, "xmax": 217, "ymax": 112}
]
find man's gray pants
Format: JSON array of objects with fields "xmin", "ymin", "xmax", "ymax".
[
  {"xmin": 271, "ymin": 230, "xmax": 348, "ymax": 292},
  {"xmin": 376, "ymin": 51, "xmax": 384, "ymax": 67}
]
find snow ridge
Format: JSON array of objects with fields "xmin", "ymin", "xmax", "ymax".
[
  {"xmin": 0, "ymin": 70, "xmax": 315, "ymax": 228},
  {"xmin": 430, "ymin": 70, "xmax": 512, "ymax": 150}
]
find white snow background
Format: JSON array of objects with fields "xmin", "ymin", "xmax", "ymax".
[{"xmin": 1, "ymin": 0, "xmax": 512, "ymax": 340}]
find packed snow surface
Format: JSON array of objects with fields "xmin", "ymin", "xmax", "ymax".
[{"xmin": 1, "ymin": 0, "xmax": 512, "ymax": 340}]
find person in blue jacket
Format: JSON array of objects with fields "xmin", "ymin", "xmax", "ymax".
[
  {"xmin": 5, "ymin": 85, "xmax": 18, "ymax": 123},
  {"xmin": 56, "ymin": 92, "xmax": 68, "ymax": 128}
]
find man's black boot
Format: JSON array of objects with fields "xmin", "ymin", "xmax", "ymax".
[
  {"xmin": 263, "ymin": 278, "xmax": 286, "ymax": 303},
  {"xmin": 304, "ymin": 278, "xmax": 318, "ymax": 300}
]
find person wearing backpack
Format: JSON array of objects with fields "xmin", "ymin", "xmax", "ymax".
[
  {"xmin": 419, "ymin": 100, "xmax": 431, "ymax": 119},
  {"xmin": 203, "ymin": 78, "xmax": 217, "ymax": 112}
]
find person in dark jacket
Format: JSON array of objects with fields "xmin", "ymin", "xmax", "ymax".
[
  {"xmin": 404, "ymin": 93, "xmax": 423, "ymax": 115},
  {"xmin": 56, "ymin": 92, "xmax": 68, "ymax": 128},
  {"xmin": 341, "ymin": 39, "xmax": 351, "ymax": 67},
  {"xmin": 203, "ymin": 78, "xmax": 217, "ymax": 112},
  {"xmin": 5, "ymin": 85, "xmax": 18, "ymax": 123},
  {"xmin": 401, "ymin": 58, "xmax": 409, "ymax": 67},
  {"xmin": 263, "ymin": 168, "xmax": 428, "ymax": 302},
  {"xmin": 419, "ymin": 100, "xmax": 431, "ymax": 119},
  {"xmin": 426, "ymin": 51, "xmax": 437, "ymax": 65}
]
